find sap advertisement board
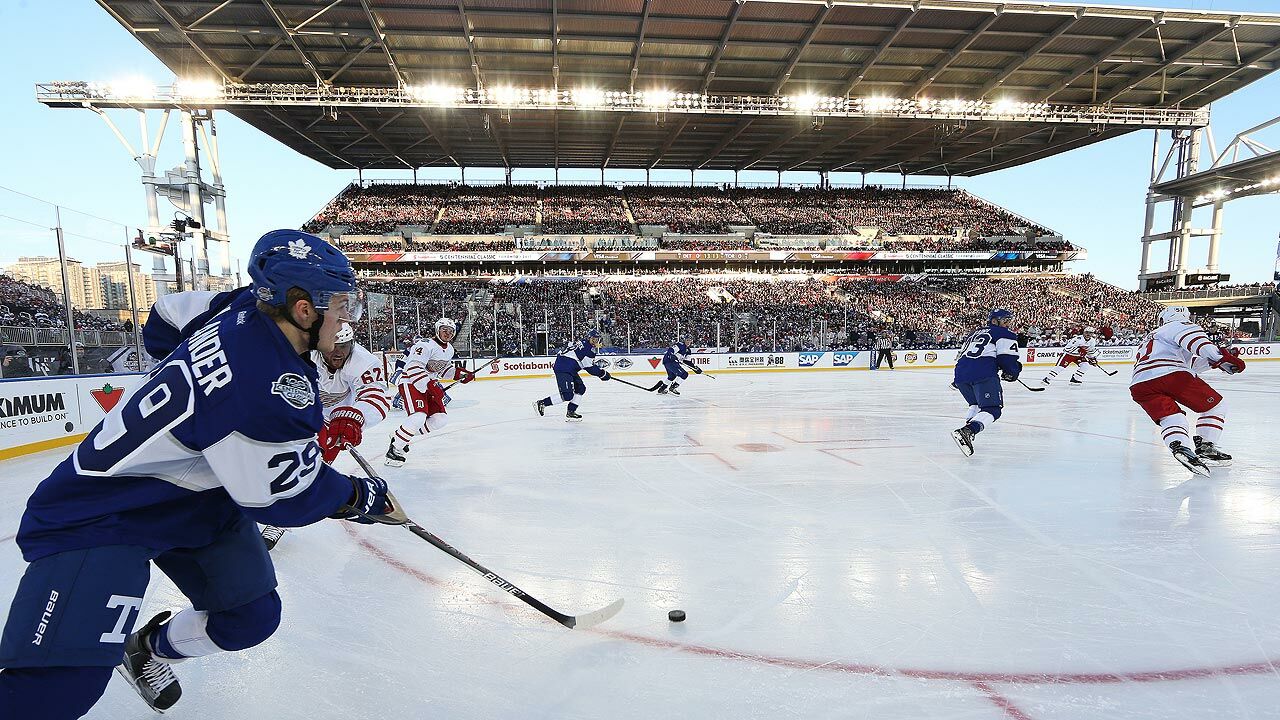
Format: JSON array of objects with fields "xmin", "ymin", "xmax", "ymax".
[{"xmin": 0, "ymin": 373, "xmax": 144, "ymax": 459}]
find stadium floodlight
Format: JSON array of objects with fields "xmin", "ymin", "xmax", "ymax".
[
  {"xmin": 107, "ymin": 77, "xmax": 156, "ymax": 99},
  {"xmin": 490, "ymin": 85, "xmax": 520, "ymax": 106},
  {"xmin": 573, "ymin": 87, "xmax": 605, "ymax": 108},
  {"xmin": 790, "ymin": 93, "xmax": 819, "ymax": 112},
  {"xmin": 991, "ymin": 98, "xmax": 1017, "ymax": 115},
  {"xmin": 175, "ymin": 79, "xmax": 223, "ymax": 100},
  {"xmin": 407, "ymin": 84, "xmax": 462, "ymax": 105},
  {"xmin": 863, "ymin": 96, "xmax": 896, "ymax": 113},
  {"xmin": 642, "ymin": 89, "xmax": 674, "ymax": 109}
]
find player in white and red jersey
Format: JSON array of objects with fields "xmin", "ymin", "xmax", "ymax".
[
  {"xmin": 384, "ymin": 318, "xmax": 475, "ymax": 466},
  {"xmin": 1129, "ymin": 306, "xmax": 1246, "ymax": 476},
  {"xmin": 261, "ymin": 323, "xmax": 392, "ymax": 549},
  {"xmin": 1041, "ymin": 328, "xmax": 1099, "ymax": 386}
]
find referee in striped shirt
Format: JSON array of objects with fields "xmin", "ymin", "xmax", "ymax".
[{"xmin": 872, "ymin": 331, "xmax": 896, "ymax": 370}]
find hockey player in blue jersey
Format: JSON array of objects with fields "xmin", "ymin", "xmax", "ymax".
[
  {"xmin": 655, "ymin": 340, "xmax": 701, "ymax": 395},
  {"xmin": 0, "ymin": 230, "xmax": 397, "ymax": 719},
  {"xmin": 533, "ymin": 329, "xmax": 611, "ymax": 421},
  {"xmin": 951, "ymin": 309, "xmax": 1022, "ymax": 457}
]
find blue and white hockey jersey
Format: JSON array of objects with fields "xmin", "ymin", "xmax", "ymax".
[
  {"xmin": 17, "ymin": 300, "xmax": 353, "ymax": 562},
  {"xmin": 663, "ymin": 342, "xmax": 692, "ymax": 366},
  {"xmin": 553, "ymin": 340, "xmax": 606, "ymax": 377},
  {"xmin": 954, "ymin": 325, "xmax": 1022, "ymax": 384},
  {"xmin": 143, "ymin": 287, "xmax": 253, "ymax": 361}
]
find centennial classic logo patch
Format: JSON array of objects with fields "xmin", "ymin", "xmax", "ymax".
[{"xmin": 271, "ymin": 373, "xmax": 315, "ymax": 409}]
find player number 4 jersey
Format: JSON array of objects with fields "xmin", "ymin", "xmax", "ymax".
[
  {"xmin": 398, "ymin": 339, "xmax": 461, "ymax": 389},
  {"xmin": 954, "ymin": 325, "xmax": 1021, "ymax": 383},
  {"xmin": 1130, "ymin": 321, "xmax": 1224, "ymax": 386}
]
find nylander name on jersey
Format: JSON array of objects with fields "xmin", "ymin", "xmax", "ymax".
[
  {"xmin": 17, "ymin": 303, "xmax": 351, "ymax": 562},
  {"xmin": 954, "ymin": 325, "xmax": 1022, "ymax": 383},
  {"xmin": 553, "ymin": 340, "xmax": 605, "ymax": 377}
]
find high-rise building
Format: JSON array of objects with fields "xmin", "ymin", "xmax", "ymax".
[
  {"xmin": 6, "ymin": 257, "xmax": 159, "ymax": 312},
  {"xmin": 6, "ymin": 256, "xmax": 99, "ymax": 309},
  {"xmin": 95, "ymin": 261, "xmax": 158, "ymax": 311}
]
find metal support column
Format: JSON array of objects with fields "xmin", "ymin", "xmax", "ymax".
[{"xmin": 53, "ymin": 207, "xmax": 80, "ymax": 375}]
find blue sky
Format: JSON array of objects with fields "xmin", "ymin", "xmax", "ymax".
[{"xmin": 1, "ymin": 0, "xmax": 1276, "ymax": 289}]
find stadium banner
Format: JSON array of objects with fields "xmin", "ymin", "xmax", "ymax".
[
  {"xmin": 0, "ymin": 373, "xmax": 144, "ymax": 460},
  {"xmin": 453, "ymin": 342, "xmax": 1280, "ymax": 381}
]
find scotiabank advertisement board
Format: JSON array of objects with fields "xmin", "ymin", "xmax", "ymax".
[
  {"xmin": 0, "ymin": 374, "xmax": 144, "ymax": 459},
  {"xmin": 461, "ymin": 342, "xmax": 1279, "ymax": 379}
]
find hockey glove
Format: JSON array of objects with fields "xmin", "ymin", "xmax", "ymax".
[
  {"xmin": 456, "ymin": 368, "xmax": 476, "ymax": 384},
  {"xmin": 332, "ymin": 474, "xmax": 393, "ymax": 524},
  {"xmin": 319, "ymin": 407, "xmax": 363, "ymax": 463},
  {"xmin": 1212, "ymin": 347, "xmax": 1246, "ymax": 375},
  {"xmin": 1000, "ymin": 371, "xmax": 1019, "ymax": 383},
  {"xmin": 691, "ymin": 365, "xmax": 703, "ymax": 374},
  {"xmin": 599, "ymin": 370, "xmax": 612, "ymax": 381}
]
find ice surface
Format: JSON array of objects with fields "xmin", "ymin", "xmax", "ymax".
[{"xmin": 3, "ymin": 364, "xmax": 1279, "ymax": 719}]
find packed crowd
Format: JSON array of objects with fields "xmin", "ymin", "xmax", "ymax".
[
  {"xmin": 540, "ymin": 186, "xmax": 630, "ymax": 234},
  {"xmin": 302, "ymin": 183, "xmax": 1057, "ymax": 246},
  {"xmin": 349, "ymin": 272, "xmax": 1164, "ymax": 355},
  {"xmin": 409, "ymin": 238, "xmax": 517, "ymax": 252},
  {"xmin": 625, "ymin": 186, "xmax": 751, "ymax": 234},
  {"xmin": 334, "ymin": 240, "xmax": 405, "ymax": 253},
  {"xmin": 435, "ymin": 185, "xmax": 539, "ymax": 235},
  {"xmin": 0, "ymin": 274, "xmax": 128, "ymax": 332},
  {"xmin": 303, "ymin": 184, "xmax": 451, "ymax": 234}
]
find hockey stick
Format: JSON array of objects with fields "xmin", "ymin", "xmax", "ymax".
[
  {"xmin": 345, "ymin": 449, "xmax": 624, "ymax": 630},
  {"xmin": 1017, "ymin": 378, "xmax": 1046, "ymax": 393},
  {"xmin": 610, "ymin": 376, "xmax": 663, "ymax": 392},
  {"xmin": 1090, "ymin": 362, "xmax": 1118, "ymax": 377},
  {"xmin": 443, "ymin": 357, "xmax": 499, "ymax": 391}
]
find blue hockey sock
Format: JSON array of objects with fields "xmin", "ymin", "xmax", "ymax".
[{"xmin": 966, "ymin": 420, "xmax": 985, "ymax": 434}]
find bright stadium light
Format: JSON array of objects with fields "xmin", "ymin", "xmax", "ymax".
[
  {"xmin": 863, "ymin": 95, "xmax": 895, "ymax": 113},
  {"xmin": 107, "ymin": 77, "xmax": 156, "ymax": 99},
  {"xmin": 991, "ymin": 98, "xmax": 1017, "ymax": 115},
  {"xmin": 491, "ymin": 85, "xmax": 520, "ymax": 106},
  {"xmin": 408, "ymin": 84, "xmax": 462, "ymax": 105},
  {"xmin": 175, "ymin": 79, "xmax": 223, "ymax": 100},
  {"xmin": 573, "ymin": 87, "xmax": 605, "ymax": 107},
  {"xmin": 642, "ymin": 89, "xmax": 674, "ymax": 109},
  {"xmin": 790, "ymin": 93, "xmax": 819, "ymax": 112}
]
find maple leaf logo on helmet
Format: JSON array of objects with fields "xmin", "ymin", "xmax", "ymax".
[{"xmin": 287, "ymin": 239, "xmax": 311, "ymax": 259}]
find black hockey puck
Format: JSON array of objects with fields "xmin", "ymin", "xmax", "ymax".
[{"xmin": 668, "ymin": 610, "xmax": 686, "ymax": 622}]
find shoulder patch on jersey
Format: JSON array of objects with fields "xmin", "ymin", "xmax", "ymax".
[
  {"xmin": 236, "ymin": 311, "xmax": 248, "ymax": 325},
  {"xmin": 271, "ymin": 373, "xmax": 315, "ymax": 409}
]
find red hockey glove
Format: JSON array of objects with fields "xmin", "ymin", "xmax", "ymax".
[
  {"xmin": 319, "ymin": 407, "xmax": 364, "ymax": 463},
  {"xmin": 1211, "ymin": 347, "xmax": 1246, "ymax": 375},
  {"xmin": 456, "ymin": 368, "xmax": 476, "ymax": 384}
]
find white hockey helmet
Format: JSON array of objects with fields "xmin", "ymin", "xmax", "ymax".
[
  {"xmin": 434, "ymin": 317, "xmax": 457, "ymax": 338},
  {"xmin": 1158, "ymin": 306, "xmax": 1192, "ymax": 326},
  {"xmin": 334, "ymin": 322, "xmax": 355, "ymax": 345}
]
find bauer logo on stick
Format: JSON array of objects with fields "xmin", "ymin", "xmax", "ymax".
[{"xmin": 271, "ymin": 373, "xmax": 315, "ymax": 409}]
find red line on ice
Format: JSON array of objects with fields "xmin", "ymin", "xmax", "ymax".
[{"xmin": 345, "ymin": 525, "xmax": 1280, "ymax": 690}]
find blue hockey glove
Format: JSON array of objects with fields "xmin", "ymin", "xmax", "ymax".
[
  {"xmin": 1000, "ymin": 371, "xmax": 1019, "ymax": 383},
  {"xmin": 599, "ymin": 370, "xmax": 612, "ymax": 381},
  {"xmin": 332, "ymin": 474, "xmax": 393, "ymax": 524}
]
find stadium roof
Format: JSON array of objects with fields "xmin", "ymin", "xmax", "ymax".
[{"xmin": 91, "ymin": 0, "xmax": 1280, "ymax": 175}]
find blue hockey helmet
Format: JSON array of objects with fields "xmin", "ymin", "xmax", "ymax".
[
  {"xmin": 988, "ymin": 308, "xmax": 1014, "ymax": 324},
  {"xmin": 586, "ymin": 328, "xmax": 603, "ymax": 346},
  {"xmin": 248, "ymin": 230, "xmax": 362, "ymax": 321}
]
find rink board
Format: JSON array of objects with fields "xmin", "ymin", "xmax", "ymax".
[
  {"xmin": 467, "ymin": 342, "xmax": 1280, "ymax": 380},
  {"xmin": 0, "ymin": 343, "xmax": 1273, "ymax": 461}
]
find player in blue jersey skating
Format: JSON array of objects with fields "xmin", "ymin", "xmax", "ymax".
[
  {"xmin": 533, "ymin": 329, "xmax": 611, "ymax": 421},
  {"xmin": 0, "ymin": 230, "xmax": 397, "ymax": 719},
  {"xmin": 951, "ymin": 309, "xmax": 1023, "ymax": 457},
  {"xmin": 654, "ymin": 340, "xmax": 701, "ymax": 395}
]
